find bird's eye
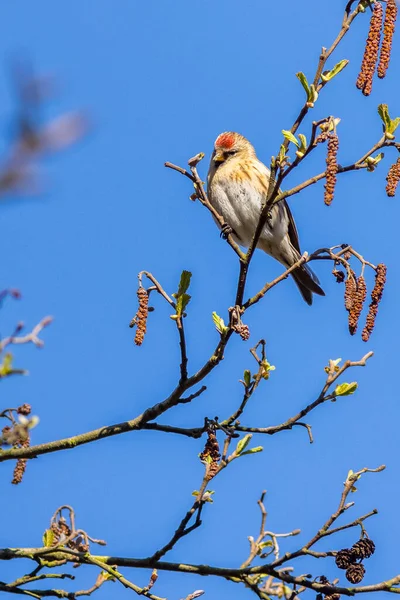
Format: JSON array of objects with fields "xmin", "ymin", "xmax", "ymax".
[{"xmin": 225, "ymin": 150, "xmax": 237, "ymax": 156}]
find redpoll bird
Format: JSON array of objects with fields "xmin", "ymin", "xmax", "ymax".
[{"xmin": 207, "ymin": 132, "xmax": 325, "ymax": 305}]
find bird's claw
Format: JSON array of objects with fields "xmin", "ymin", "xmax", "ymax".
[{"xmin": 220, "ymin": 222, "xmax": 233, "ymax": 239}]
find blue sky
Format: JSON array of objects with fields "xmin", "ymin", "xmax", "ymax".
[{"xmin": 0, "ymin": 1, "xmax": 399, "ymax": 598}]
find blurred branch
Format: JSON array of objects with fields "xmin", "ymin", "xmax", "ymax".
[{"xmin": 0, "ymin": 316, "xmax": 53, "ymax": 353}]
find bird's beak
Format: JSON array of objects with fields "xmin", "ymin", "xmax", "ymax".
[{"xmin": 213, "ymin": 150, "xmax": 225, "ymax": 163}]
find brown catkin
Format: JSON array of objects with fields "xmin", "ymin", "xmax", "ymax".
[
  {"xmin": 11, "ymin": 434, "xmax": 30, "ymax": 485},
  {"xmin": 378, "ymin": 0, "xmax": 397, "ymax": 78},
  {"xmin": 348, "ymin": 275, "xmax": 367, "ymax": 335},
  {"xmin": 362, "ymin": 263, "xmax": 387, "ymax": 341},
  {"xmin": 59, "ymin": 518, "xmax": 72, "ymax": 537},
  {"xmin": 17, "ymin": 403, "xmax": 31, "ymax": 416},
  {"xmin": 134, "ymin": 287, "xmax": 149, "ymax": 346},
  {"xmin": 324, "ymin": 134, "xmax": 339, "ymax": 206},
  {"xmin": 315, "ymin": 131, "xmax": 330, "ymax": 144},
  {"xmin": 356, "ymin": 2, "xmax": 383, "ymax": 96},
  {"xmin": 344, "ymin": 272, "xmax": 357, "ymax": 311},
  {"xmin": 386, "ymin": 157, "xmax": 400, "ymax": 197}
]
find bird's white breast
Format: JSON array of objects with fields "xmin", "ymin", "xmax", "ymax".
[{"xmin": 208, "ymin": 160, "xmax": 288, "ymax": 250}]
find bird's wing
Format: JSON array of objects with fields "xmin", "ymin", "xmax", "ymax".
[{"xmin": 283, "ymin": 199, "xmax": 301, "ymax": 254}]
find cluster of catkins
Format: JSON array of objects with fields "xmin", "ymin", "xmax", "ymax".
[
  {"xmin": 335, "ymin": 537, "xmax": 375, "ymax": 583},
  {"xmin": 1, "ymin": 403, "xmax": 32, "ymax": 485},
  {"xmin": 356, "ymin": 0, "xmax": 397, "ymax": 96},
  {"xmin": 199, "ymin": 426, "xmax": 221, "ymax": 479},
  {"xmin": 334, "ymin": 262, "xmax": 386, "ymax": 341},
  {"xmin": 49, "ymin": 516, "xmax": 89, "ymax": 553}
]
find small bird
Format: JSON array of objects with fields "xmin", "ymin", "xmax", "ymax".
[{"xmin": 207, "ymin": 131, "xmax": 325, "ymax": 305}]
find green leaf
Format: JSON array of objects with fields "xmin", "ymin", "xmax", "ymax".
[
  {"xmin": 334, "ymin": 382, "xmax": 358, "ymax": 397},
  {"xmin": 42, "ymin": 528, "xmax": 56, "ymax": 547},
  {"xmin": 100, "ymin": 571, "xmax": 116, "ymax": 582},
  {"xmin": 377, "ymin": 104, "xmax": 400, "ymax": 137},
  {"xmin": 241, "ymin": 446, "xmax": 264, "ymax": 456},
  {"xmin": 243, "ymin": 369, "xmax": 251, "ymax": 387},
  {"xmin": 278, "ymin": 144, "xmax": 286, "ymax": 163},
  {"xmin": 282, "ymin": 130, "xmax": 299, "ymax": 147},
  {"xmin": 296, "ymin": 72, "xmax": 318, "ymax": 106},
  {"xmin": 321, "ymin": 59, "xmax": 349, "ymax": 82},
  {"xmin": 235, "ymin": 434, "xmax": 252, "ymax": 454},
  {"xmin": 389, "ymin": 117, "xmax": 400, "ymax": 134},
  {"xmin": 366, "ymin": 153, "xmax": 385, "ymax": 171},
  {"xmin": 358, "ymin": 0, "xmax": 371, "ymax": 12},
  {"xmin": 308, "ymin": 84, "xmax": 319, "ymax": 105},
  {"xmin": 298, "ymin": 134, "xmax": 307, "ymax": 150},
  {"xmin": 192, "ymin": 489, "xmax": 215, "ymax": 503},
  {"xmin": 296, "ymin": 72, "xmax": 311, "ymax": 97},
  {"xmin": 212, "ymin": 311, "xmax": 228, "ymax": 335},
  {"xmin": 296, "ymin": 133, "xmax": 307, "ymax": 158},
  {"xmin": 378, "ymin": 104, "xmax": 391, "ymax": 130},
  {"xmin": 261, "ymin": 359, "xmax": 276, "ymax": 380},
  {"xmin": 177, "ymin": 270, "xmax": 192, "ymax": 296},
  {"xmin": 176, "ymin": 292, "xmax": 191, "ymax": 317},
  {"xmin": 0, "ymin": 352, "xmax": 13, "ymax": 376},
  {"xmin": 28, "ymin": 416, "xmax": 40, "ymax": 429},
  {"xmin": 173, "ymin": 271, "xmax": 192, "ymax": 316}
]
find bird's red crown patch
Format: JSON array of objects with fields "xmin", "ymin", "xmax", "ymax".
[{"xmin": 215, "ymin": 132, "xmax": 235, "ymax": 149}]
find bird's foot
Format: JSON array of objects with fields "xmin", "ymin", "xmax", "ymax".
[{"xmin": 220, "ymin": 222, "xmax": 233, "ymax": 239}]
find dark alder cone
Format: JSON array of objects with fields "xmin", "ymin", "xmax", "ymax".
[
  {"xmin": 134, "ymin": 287, "xmax": 149, "ymax": 346},
  {"xmin": 352, "ymin": 538, "xmax": 376, "ymax": 559},
  {"xmin": 59, "ymin": 518, "xmax": 72, "ymax": 537},
  {"xmin": 348, "ymin": 275, "xmax": 367, "ymax": 336},
  {"xmin": 335, "ymin": 548, "xmax": 356, "ymax": 570},
  {"xmin": 200, "ymin": 428, "xmax": 221, "ymax": 479},
  {"xmin": 325, "ymin": 594, "xmax": 340, "ymax": 600},
  {"xmin": 73, "ymin": 541, "xmax": 89, "ymax": 552},
  {"xmin": 362, "ymin": 263, "xmax": 387, "ymax": 342},
  {"xmin": 346, "ymin": 563, "xmax": 366, "ymax": 584},
  {"xmin": 386, "ymin": 157, "xmax": 400, "ymax": 197},
  {"xmin": 356, "ymin": 1, "xmax": 383, "ymax": 96},
  {"xmin": 324, "ymin": 134, "xmax": 339, "ymax": 206},
  {"xmin": 378, "ymin": 0, "xmax": 398, "ymax": 78},
  {"xmin": 17, "ymin": 403, "xmax": 31, "ymax": 415},
  {"xmin": 332, "ymin": 269, "xmax": 345, "ymax": 283}
]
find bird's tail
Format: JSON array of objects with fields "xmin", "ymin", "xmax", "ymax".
[
  {"xmin": 291, "ymin": 262, "xmax": 325, "ymax": 306},
  {"xmin": 262, "ymin": 241, "xmax": 325, "ymax": 305}
]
